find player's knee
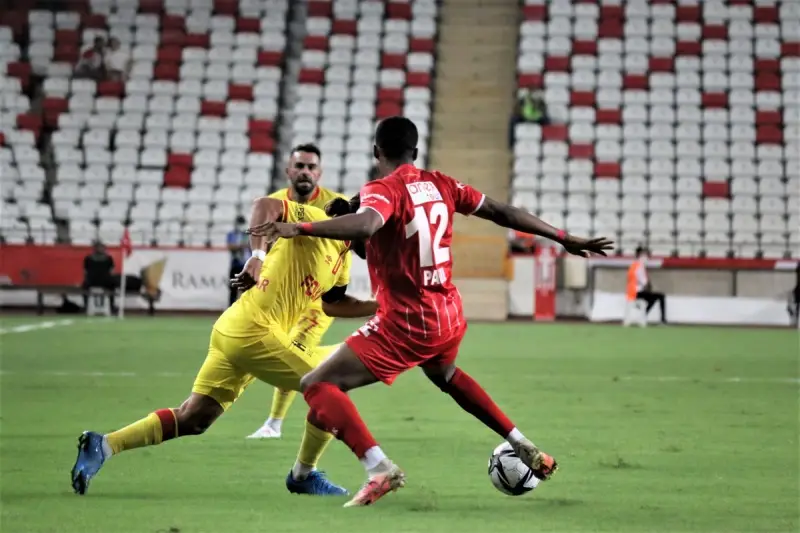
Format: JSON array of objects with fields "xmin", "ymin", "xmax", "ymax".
[
  {"xmin": 299, "ymin": 372, "xmax": 320, "ymax": 393},
  {"xmin": 423, "ymin": 364, "xmax": 457, "ymax": 392},
  {"xmin": 176, "ymin": 410, "xmax": 214, "ymax": 436}
]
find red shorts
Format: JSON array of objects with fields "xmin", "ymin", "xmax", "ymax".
[{"xmin": 345, "ymin": 316, "xmax": 467, "ymax": 385}]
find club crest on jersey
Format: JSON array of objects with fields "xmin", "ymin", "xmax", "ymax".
[{"xmin": 406, "ymin": 181, "xmax": 443, "ymax": 206}]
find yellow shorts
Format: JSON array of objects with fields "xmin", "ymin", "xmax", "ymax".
[
  {"xmin": 289, "ymin": 304, "xmax": 335, "ymax": 349},
  {"xmin": 191, "ymin": 328, "xmax": 338, "ymax": 410}
]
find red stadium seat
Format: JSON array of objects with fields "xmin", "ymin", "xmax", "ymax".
[
  {"xmin": 598, "ymin": 20, "xmax": 623, "ymax": 39},
  {"xmin": 569, "ymin": 144, "xmax": 594, "ymax": 159},
  {"xmin": 600, "ymin": 5, "xmax": 623, "ymax": 19},
  {"xmin": 755, "ymin": 74, "xmax": 781, "ymax": 91},
  {"xmin": 376, "ymin": 102, "xmax": 403, "ymax": 119},
  {"xmin": 596, "ymin": 109, "xmax": 622, "ymax": 124},
  {"xmin": 754, "ymin": 6, "xmax": 779, "ymax": 23},
  {"xmin": 702, "ymin": 93, "xmax": 728, "ymax": 108},
  {"xmin": 184, "ymin": 33, "xmax": 210, "ymax": 48},
  {"xmin": 410, "ymin": 38, "xmax": 435, "ymax": 53},
  {"xmin": 332, "ymin": 20, "xmax": 357, "ymax": 35},
  {"xmin": 54, "ymin": 45, "xmax": 79, "ymax": 64},
  {"xmin": 756, "ymin": 126, "xmax": 783, "ymax": 145},
  {"xmin": 200, "ymin": 100, "xmax": 226, "ymax": 117},
  {"xmin": 157, "ymin": 46, "xmax": 182, "ymax": 63},
  {"xmin": 756, "ymin": 110, "xmax": 781, "ymax": 125},
  {"xmin": 249, "ymin": 119, "xmax": 274, "ymax": 135},
  {"xmin": 16, "ymin": 113, "xmax": 42, "ymax": 137},
  {"xmin": 168, "ymin": 153, "xmax": 193, "ymax": 169},
  {"xmin": 97, "ymin": 81, "xmax": 124, "ymax": 98},
  {"xmin": 55, "ymin": 29, "xmax": 80, "ymax": 45},
  {"xmin": 676, "ymin": 41, "xmax": 702, "ymax": 56},
  {"xmin": 257, "ymin": 50, "xmax": 283, "ymax": 66},
  {"xmin": 42, "ymin": 97, "xmax": 68, "ymax": 114},
  {"xmin": 154, "ymin": 63, "xmax": 180, "ymax": 81},
  {"xmin": 649, "ymin": 57, "xmax": 674, "ymax": 72},
  {"xmin": 544, "ymin": 56, "xmax": 570, "ymax": 72},
  {"xmin": 138, "ymin": 0, "xmax": 163, "ymax": 14},
  {"xmin": 163, "ymin": 168, "xmax": 191, "ymax": 188},
  {"xmin": 236, "ymin": 18, "xmax": 261, "ymax": 33},
  {"xmin": 595, "ymin": 162, "xmax": 621, "ymax": 179},
  {"xmin": 160, "ymin": 30, "xmax": 186, "ymax": 47},
  {"xmin": 307, "ymin": 1, "xmax": 332, "ymax": 17},
  {"xmin": 81, "ymin": 13, "xmax": 106, "ymax": 29},
  {"xmin": 702, "ymin": 181, "xmax": 730, "ymax": 198},
  {"xmin": 213, "ymin": 0, "xmax": 237, "ymax": 15},
  {"xmin": 702, "ymin": 25, "xmax": 728, "ymax": 40},
  {"xmin": 304, "ymin": 35, "xmax": 328, "ymax": 51},
  {"xmin": 250, "ymin": 135, "xmax": 275, "ymax": 154},
  {"xmin": 406, "ymin": 72, "xmax": 431, "ymax": 87},
  {"xmin": 755, "ymin": 58, "xmax": 780, "ymax": 73},
  {"xmin": 572, "ymin": 40, "xmax": 598, "ymax": 55},
  {"xmin": 518, "ymin": 73, "xmax": 543, "ymax": 88},
  {"xmin": 382, "ymin": 53, "xmax": 406, "ymax": 69},
  {"xmin": 676, "ymin": 5, "xmax": 701, "ymax": 21},
  {"xmin": 298, "ymin": 68, "xmax": 325, "ymax": 84},
  {"xmin": 570, "ymin": 91, "xmax": 595, "ymax": 107},
  {"xmin": 542, "ymin": 125, "xmax": 568, "ymax": 142},
  {"xmin": 623, "ymin": 74, "xmax": 649, "ymax": 90},
  {"xmin": 228, "ymin": 84, "xmax": 254, "ymax": 101},
  {"xmin": 387, "ymin": 1, "xmax": 412, "ymax": 20},
  {"xmin": 523, "ymin": 5, "xmax": 546, "ymax": 20},
  {"xmin": 378, "ymin": 88, "xmax": 403, "ymax": 103},
  {"xmin": 782, "ymin": 42, "xmax": 800, "ymax": 57},
  {"xmin": 162, "ymin": 15, "xmax": 185, "ymax": 31}
]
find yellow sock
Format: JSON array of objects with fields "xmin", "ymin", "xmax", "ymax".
[
  {"xmin": 105, "ymin": 409, "xmax": 178, "ymax": 455},
  {"xmin": 269, "ymin": 389, "xmax": 296, "ymax": 420},
  {"xmin": 296, "ymin": 420, "xmax": 334, "ymax": 468}
]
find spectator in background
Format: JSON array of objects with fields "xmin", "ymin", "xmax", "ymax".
[
  {"xmin": 508, "ymin": 88, "xmax": 550, "ymax": 147},
  {"xmin": 788, "ymin": 262, "xmax": 800, "ymax": 326},
  {"xmin": 75, "ymin": 36, "xmax": 106, "ymax": 80},
  {"xmin": 227, "ymin": 215, "xmax": 250, "ymax": 306},
  {"xmin": 83, "ymin": 240, "xmax": 116, "ymax": 311},
  {"xmin": 627, "ymin": 246, "xmax": 667, "ymax": 324},
  {"xmin": 104, "ymin": 37, "xmax": 131, "ymax": 81},
  {"xmin": 509, "ymin": 228, "xmax": 536, "ymax": 253}
]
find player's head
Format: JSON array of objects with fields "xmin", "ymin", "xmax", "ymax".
[
  {"xmin": 373, "ymin": 117, "xmax": 418, "ymax": 169},
  {"xmin": 286, "ymin": 143, "xmax": 322, "ymax": 197},
  {"xmin": 325, "ymin": 195, "xmax": 366, "ymax": 259},
  {"xmin": 635, "ymin": 246, "xmax": 649, "ymax": 258}
]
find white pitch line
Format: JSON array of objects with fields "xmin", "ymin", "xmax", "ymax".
[
  {"xmin": 0, "ymin": 370, "xmax": 797, "ymax": 385},
  {"xmin": 0, "ymin": 319, "xmax": 75, "ymax": 335}
]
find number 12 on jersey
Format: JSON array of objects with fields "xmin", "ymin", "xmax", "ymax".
[{"xmin": 405, "ymin": 202, "xmax": 450, "ymax": 286}]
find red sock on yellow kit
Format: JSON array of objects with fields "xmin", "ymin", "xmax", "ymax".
[{"xmin": 105, "ymin": 409, "xmax": 178, "ymax": 455}]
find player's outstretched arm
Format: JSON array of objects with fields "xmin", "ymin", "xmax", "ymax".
[
  {"xmin": 473, "ymin": 196, "xmax": 614, "ymax": 257},
  {"xmin": 320, "ymin": 285, "xmax": 378, "ymax": 318},
  {"xmin": 297, "ymin": 210, "xmax": 383, "ymax": 241}
]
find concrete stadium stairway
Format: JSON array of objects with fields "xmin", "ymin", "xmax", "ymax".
[{"xmin": 429, "ymin": 0, "xmax": 519, "ymax": 319}]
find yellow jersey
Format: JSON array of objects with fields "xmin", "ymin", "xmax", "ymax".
[
  {"xmin": 268, "ymin": 185, "xmax": 346, "ymax": 211},
  {"xmin": 214, "ymin": 200, "xmax": 352, "ymax": 338}
]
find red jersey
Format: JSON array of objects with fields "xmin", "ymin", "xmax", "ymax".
[{"xmin": 358, "ymin": 164, "xmax": 485, "ymax": 344}]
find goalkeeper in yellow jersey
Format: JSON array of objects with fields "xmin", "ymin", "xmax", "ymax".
[
  {"xmin": 71, "ymin": 195, "xmax": 377, "ymax": 497},
  {"xmin": 247, "ymin": 143, "xmax": 349, "ymax": 440}
]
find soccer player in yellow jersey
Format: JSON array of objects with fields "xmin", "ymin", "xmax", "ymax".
[
  {"xmin": 247, "ymin": 143, "xmax": 348, "ymax": 440},
  {"xmin": 71, "ymin": 195, "xmax": 377, "ymax": 497}
]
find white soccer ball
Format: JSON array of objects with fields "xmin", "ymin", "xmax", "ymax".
[{"xmin": 487, "ymin": 442, "xmax": 540, "ymax": 496}]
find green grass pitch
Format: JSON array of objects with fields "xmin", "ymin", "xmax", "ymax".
[{"xmin": 1, "ymin": 316, "xmax": 798, "ymax": 533}]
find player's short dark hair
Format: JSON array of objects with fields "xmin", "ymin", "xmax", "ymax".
[
  {"xmin": 375, "ymin": 117, "xmax": 418, "ymax": 161},
  {"xmin": 290, "ymin": 143, "xmax": 321, "ymax": 160},
  {"xmin": 324, "ymin": 194, "xmax": 361, "ymax": 218},
  {"xmin": 635, "ymin": 246, "xmax": 647, "ymax": 256}
]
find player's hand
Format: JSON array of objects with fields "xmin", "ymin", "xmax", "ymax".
[
  {"xmin": 230, "ymin": 256, "xmax": 262, "ymax": 291},
  {"xmin": 561, "ymin": 235, "xmax": 615, "ymax": 257},
  {"xmin": 246, "ymin": 221, "xmax": 299, "ymax": 241}
]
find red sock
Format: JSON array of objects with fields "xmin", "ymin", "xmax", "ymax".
[
  {"xmin": 304, "ymin": 382, "xmax": 378, "ymax": 458},
  {"xmin": 445, "ymin": 369, "xmax": 515, "ymax": 437}
]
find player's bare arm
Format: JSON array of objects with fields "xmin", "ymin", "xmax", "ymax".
[
  {"xmin": 232, "ymin": 197, "xmax": 285, "ymax": 290},
  {"xmin": 473, "ymin": 196, "xmax": 615, "ymax": 257},
  {"xmin": 248, "ymin": 209, "xmax": 383, "ymax": 242},
  {"xmin": 320, "ymin": 285, "xmax": 378, "ymax": 318}
]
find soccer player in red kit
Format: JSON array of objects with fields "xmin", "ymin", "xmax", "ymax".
[{"xmin": 249, "ymin": 117, "xmax": 614, "ymax": 507}]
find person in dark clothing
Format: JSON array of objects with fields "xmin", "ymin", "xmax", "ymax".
[
  {"xmin": 227, "ymin": 215, "xmax": 250, "ymax": 306},
  {"xmin": 83, "ymin": 241, "xmax": 116, "ymax": 311},
  {"xmin": 509, "ymin": 89, "xmax": 551, "ymax": 148},
  {"xmin": 789, "ymin": 263, "xmax": 800, "ymax": 327},
  {"xmin": 630, "ymin": 246, "xmax": 667, "ymax": 324}
]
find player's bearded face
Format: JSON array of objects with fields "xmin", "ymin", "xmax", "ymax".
[{"xmin": 287, "ymin": 152, "xmax": 321, "ymax": 196}]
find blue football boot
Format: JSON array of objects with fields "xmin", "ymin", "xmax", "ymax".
[
  {"xmin": 71, "ymin": 431, "xmax": 107, "ymax": 495},
  {"xmin": 286, "ymin": 470, "xmax": 349, "ymax": 496}
]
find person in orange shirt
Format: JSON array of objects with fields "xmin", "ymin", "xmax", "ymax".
[{"xmin": 627, "ymin": 246, "xmax": 667, "ymax": 323}]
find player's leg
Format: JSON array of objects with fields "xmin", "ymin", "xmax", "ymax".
[
  {"xmin": 420, "ymin": 332, "xmax": 558, "ymax": 482},
  {"xmin": 236, "ymin": 330, "xmax": 347, "ymax": 496},
  {"xmin": 70, "ymin": 331, "xmax": 251, "ymax": 495},
  {"xmin": 247, "ymin": 308, "xmax": 332, "ymax": 439},
  {"xmin": 299, "ymin": 328, "xmax": 407, "ymax": 507}
]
